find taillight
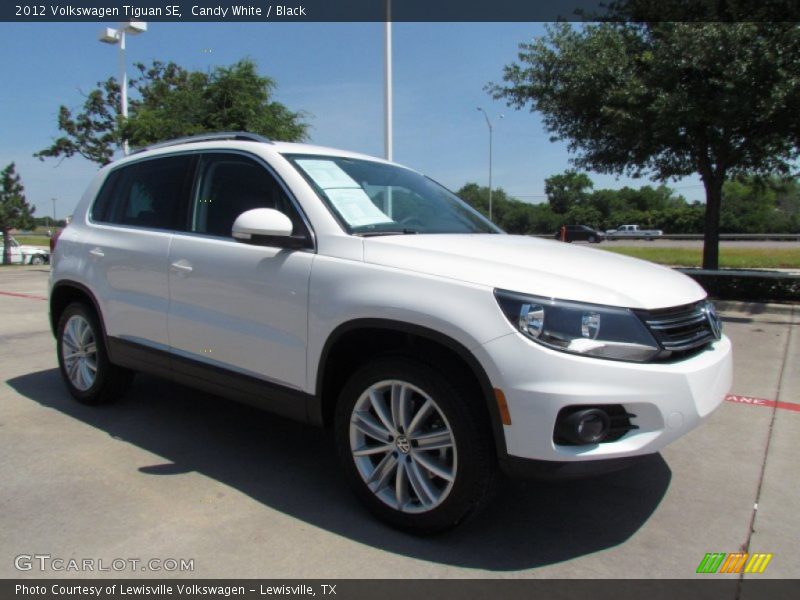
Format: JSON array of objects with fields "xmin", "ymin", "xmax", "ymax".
[{"xmin": 50, "ymin": 229, "xmax": 61, "ymax": 253}]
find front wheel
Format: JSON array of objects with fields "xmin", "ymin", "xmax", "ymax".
[{"xmin": 334, "ymin": 358, "xmax": 496, "ymax": 534}]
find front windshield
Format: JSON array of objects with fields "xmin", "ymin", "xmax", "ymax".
[{"xmin": 285, "ymin": 154, "xmax": 502, "ymax": 235}]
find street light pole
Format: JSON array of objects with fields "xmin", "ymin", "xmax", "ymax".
[
  {"xmin": 477, "ymin": 107, "xmax": 501, "ymax": 222},
  {"xmin": 51, "ymin": 198, "xmax": 57, "ymax": 227},
  {"xmin": 384, "ymin": 0, "xmax": 393, "ymax": 162},
  {"xmin": 99, "ymin": 22, "xmax": 147, "ymax": 156}
]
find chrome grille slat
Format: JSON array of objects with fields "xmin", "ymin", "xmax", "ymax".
[
  {"xmin": 646, "ymin": 312, "xmax": 706, "ymax": 330},
  {"xmin": 639, "ymin": 301, "xmax": 717, "ymax": 359}
]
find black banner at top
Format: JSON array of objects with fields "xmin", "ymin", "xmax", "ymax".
[{"xmin": 3, "ymin": 0, "xmax": 800, "ymax": 23}]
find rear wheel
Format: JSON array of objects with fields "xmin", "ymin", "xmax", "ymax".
[
  {"xmin": 588, "ymin": 235, "xmax": 598, "ymax": 243},
  {"xmin": 334, "ymin": 357, "xmax": 496, "ymax": 534},
  {"xmin": 56, "ymin": 302, "xmax": 133, "ymax": 405}
]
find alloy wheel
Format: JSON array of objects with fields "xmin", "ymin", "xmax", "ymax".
[{"xmin": 349, "ymin": 380, "xmax": 457, "ymax": 514}]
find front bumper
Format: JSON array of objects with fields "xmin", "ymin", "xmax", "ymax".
[{"xmin": 475, "ymin": 332, "xmax": 732, "ymax": 465}]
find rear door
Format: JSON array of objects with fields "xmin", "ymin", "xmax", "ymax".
[
  {"xmin": 86, "ymin": 154, "xmax": 194, "ymax": 357},
  {"xmin": 167, "ymin": 152, "xmax": 314, "ymax": 391}
]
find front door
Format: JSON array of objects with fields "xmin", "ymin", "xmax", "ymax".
[{"xmin": 167, "ymin": 152, "xmax": 314, "ymax": 392}]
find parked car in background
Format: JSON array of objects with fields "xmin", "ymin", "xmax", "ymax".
[
  {"xmin": 555, "ymin": 225, "xmax": 605, "ymax": 243},
  {"xmin": 605, "ymin": 224, "xmax": 663, "ymax": 240},
  {"xmin": 49, "ymin": 132, "xmax": 731, "ymax": 534},
  {"xmin": 3, "ymin": 237, "xmax": 50, "ymax": 264}
]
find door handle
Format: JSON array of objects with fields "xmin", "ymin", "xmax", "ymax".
[
  {"xmin": 89, "ymin": 247, "xmax": 104, "ymax": 258},
  {"xmin": 170, "ymin": 260, "xmax": 193, "ymax": 274}
]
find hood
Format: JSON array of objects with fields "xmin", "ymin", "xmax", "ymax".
[{"xmin": 363, "ymin": 234, "xmax": 706, "ymax": 310}]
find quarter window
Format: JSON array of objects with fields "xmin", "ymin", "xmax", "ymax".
[{"xmin": 91, "ymin": 155, "xmax": 193, "ymax": 230}]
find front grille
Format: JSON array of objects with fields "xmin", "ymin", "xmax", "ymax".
[{"xmin": 638, "ymin": 301, "xmax": 717, "ymax": 358}]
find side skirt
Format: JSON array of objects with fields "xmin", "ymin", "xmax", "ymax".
[{"xmin": 107, "ymin": 337, "xmax": 318, "ymax": 425}]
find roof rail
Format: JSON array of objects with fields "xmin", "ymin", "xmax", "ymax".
[{"xmin": 130, "ymin": 132, "xmax": 272, "ymax": 155}]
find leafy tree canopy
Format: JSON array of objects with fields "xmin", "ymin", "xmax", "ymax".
[
  {"xmin": 36, "ymin": 59, "xmax": 309, "ymax": 166},
  {"xmin": 489, "ymin": 13, "xmax": 800, "ymax": 268},
  {"xmin": 544, "ymin": 170, "xmax": 593, "ymax": 213},
  {"xmin": 0, "ymin": 163, "xmax": 35, "ymax": 265}
]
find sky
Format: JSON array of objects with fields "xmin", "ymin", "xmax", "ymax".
[{"xmin": 0, "ymin": 21, "xmax": 707, "ymax": 220}]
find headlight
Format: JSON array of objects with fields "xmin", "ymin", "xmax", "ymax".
[{"xmin": 494, "ymin": 289, "xmax": 661, "ymax": 362}]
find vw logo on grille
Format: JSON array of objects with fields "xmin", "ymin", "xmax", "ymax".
[{"xmin": 704, "ymin": 301, "xmax": 722, "ymax": 340}]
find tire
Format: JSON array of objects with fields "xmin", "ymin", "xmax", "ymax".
[
  {"xmin": 588, "ymin": 235, "xmax": 597, "ymax": 243},
  {"xmin": 334, "ymin": 357, "xmax": 497, "ymax": 534},
  {"xmin": 56, "ymin": 302, "xmax": 133, "ymax": 405},
  {"xmin": 30, "ymin": 255, "xmax": 45, "ymax": 265}
]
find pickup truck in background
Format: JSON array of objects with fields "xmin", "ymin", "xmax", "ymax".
[
  {"xmin": 3, "ymin": 237, "xmax": 51, "ymax": 264},
  {"xmin": 605, "ymin": 224, "xmax": 663, "ymax": 240}
]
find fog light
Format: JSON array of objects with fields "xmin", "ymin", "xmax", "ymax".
[{"xmin": 557, "ymin": 408, "xmax": 611, "ymax": 445}]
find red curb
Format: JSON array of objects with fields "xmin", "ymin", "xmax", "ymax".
[{"xmin": 0, "ymin": 290, "xmax": 48, "ymax": 301}]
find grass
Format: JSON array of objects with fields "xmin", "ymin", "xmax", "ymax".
[
  {"xmin": 603, "ymin": 246, "xmax": 800, "ymax": 269},
  {"xmin": 8, "ymin": 235, "xmax": 49, "ymax": 248}
]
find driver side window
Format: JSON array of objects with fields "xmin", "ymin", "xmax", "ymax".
[{"xmin": 191, "ymin": 153, "xmax": 305, "ymax": 238}]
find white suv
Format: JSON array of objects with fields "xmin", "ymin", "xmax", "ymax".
[{"xmin": 50, "ymin": 133, "xmax": 732, "ymax": 533}]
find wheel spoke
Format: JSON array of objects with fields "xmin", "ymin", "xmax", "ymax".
[
  {"xmin": 406, "ymin": 398, "xmax": 433, "ymax": 436},
  {"xmin": 84, "ymin": 342, "xmax": 97, "ymax": 356},
  {"xmin": 405, "ymin": 459, "xmax": 437, "ymax": 507},
  {"xmin": 78, "ymin": 319, "xmax": 91, "ymax": 345},
  {"xmin": 68, "ymin": 356, "xmax": 81, "ymax": 381},
  {"xmin": 65, "ymin": 319, "xmax": 80, "ymax": 349},
  {"xmin": 63, "ymin": 350, "xmax": 81, "ymax": 361},
  {"xmin": 412, "ymin": 451, "xmax": 454, "ymax": 482},
  {"xmin": 413, "ymin": 429, "xmax": 453, "ymax": 451},
  {"xmin": 62, "ymin": 334, "xmax": 79, "ymax": 354},
  {"xmin": 352, "ymin": 411, "xmax": 392, "ymax": 443},
  {"xmin": 79, "ymin": 361, "xmax": 94, "ymax": 389},
  {"xmin": 353, "ymin": 442, "xmax": 393, "ymax": 457},
  {"xmin": 368, "ymin": 390, "xmax": 395, "ymax": 434},
  {"xmin": 391, "ymin": 383, "xmax": 412, "ymax": 433},
  {"xmin": 395, "ymin": 458, "xmax": 409, "ymax": 509},
  {"xmin": 366, "ymin": 452, "xmax": 398, "ymax": 492}
]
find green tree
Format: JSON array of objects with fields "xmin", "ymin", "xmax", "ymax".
[
  {"xmin": 490, "ymin": 16, "xmax": 800, "ymax": 268},
  {"xmin": 36, "ymin": 59, "xmax": 309, "ymax": 166},
  {"xmin": 544, "ymin": 170, "xmax": 593, "ymax": 214},
  {"xmin": 0, "ymin": 163, "xmax": 35, "ymax": 265}
]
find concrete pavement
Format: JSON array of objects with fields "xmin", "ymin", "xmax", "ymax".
[{"xmin": 0, "ymin": 266, "xmax": 797, "ymax": 580}]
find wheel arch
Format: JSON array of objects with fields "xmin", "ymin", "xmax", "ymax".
[
  {"xmin": 313, "ymin": 319, "xmax": 507, "ymax": 459},
  {"xmin": 50, "ymin": 281, "xmax": 107, "ymax": 343}
]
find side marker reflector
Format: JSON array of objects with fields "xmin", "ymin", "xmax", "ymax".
[{"xmin": 494, "ymin": 388, "xmax": 512, "ymax": 426}]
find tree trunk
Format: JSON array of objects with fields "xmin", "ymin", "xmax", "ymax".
[
  {"xmin": 2, "ymin": 228, "xmax": 10, "ymax": 265},
  {"xmin": 701, "ymin": 176, "xmax": 724, "ymax": 270}
]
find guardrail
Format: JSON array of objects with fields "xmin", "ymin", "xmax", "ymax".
[
  {"xmin": 533, "ymin": 233, "xmax": 800, "ymax": 241},
  {"xmin": 660, "ymin": 233, "xmax": 800, "ymax": 241}
]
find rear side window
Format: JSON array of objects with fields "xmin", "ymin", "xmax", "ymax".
[{"xmin": 91, "ymin": 155, "xmax": 193, "ymax": 230}]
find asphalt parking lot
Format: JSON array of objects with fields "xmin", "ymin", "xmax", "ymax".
[{"xmin": 0, "ymin": 266, "xmax": 797, "ymax": 580}]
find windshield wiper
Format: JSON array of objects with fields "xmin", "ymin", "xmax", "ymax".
[{"xmin": 356, "ymin": 229, "xmax": 420, "ymax": 237}]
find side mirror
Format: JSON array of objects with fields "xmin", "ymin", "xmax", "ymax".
[
  {"xmin": 231, "ymin": 208, "xmax": 311, "ymax": 249},
  {"xmin": 233, "ymin": 208, "xmax": 293, "ymax": 239}
]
